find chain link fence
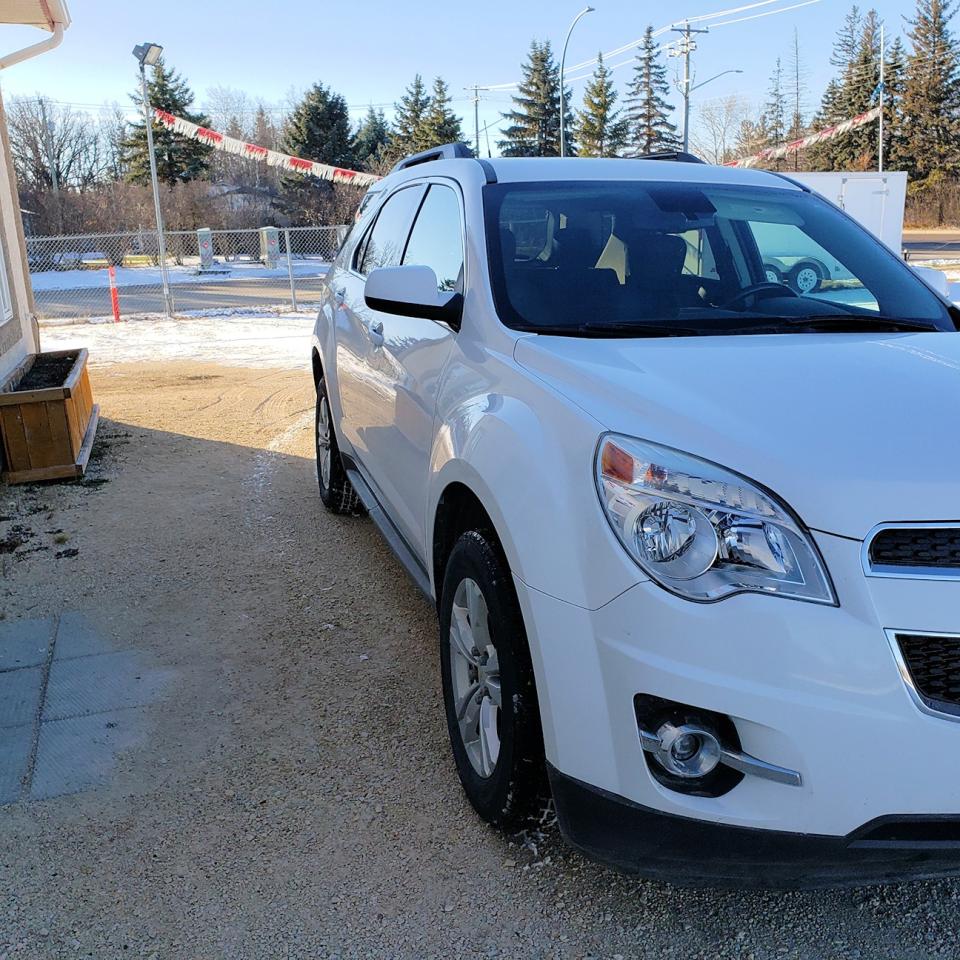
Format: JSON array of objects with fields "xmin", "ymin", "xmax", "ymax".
[{"xmin": 27, "ymin": 225, "xmax": 348, "ymax": 323}]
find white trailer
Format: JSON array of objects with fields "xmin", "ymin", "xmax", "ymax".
[{"xmin": 789, "ymin": 171, "xmax": 907, "ymax": 253}]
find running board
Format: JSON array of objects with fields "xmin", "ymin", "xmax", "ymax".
[{"xmin": 344, "ymin": 464, "xmax": 433, "ymax": 601}]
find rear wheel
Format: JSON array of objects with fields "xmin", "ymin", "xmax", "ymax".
[
  {"xmin": 789, "ymin": 261, "xmax": 822, "ymax": 294},
  {"xmin": 439, "ymin": 530, "xmax": 545, "ymax": 826},
  {"xmin": 315, "ymin": 378, "xmax": 363, "ymax": 515}
]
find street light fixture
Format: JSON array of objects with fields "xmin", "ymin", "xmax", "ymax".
[
  {"xmin": 132, "ymin": 41, "xmax": 173, "ymax": 318},
  {"xmin": 559, "ymin": 6, "xmax": 594, "ymax": 158},
  {"xmin": 690, "ymin": 68, "xmax": 744, "ymax": 94}
]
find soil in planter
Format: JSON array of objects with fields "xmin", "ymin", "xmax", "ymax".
[{"xmin": 14, "ymin": 352, "xmax": 78, "ymax": 391}]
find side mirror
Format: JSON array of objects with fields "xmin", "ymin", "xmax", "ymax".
[
  {"xmin": 364, "ymin": 265, "xmax": 462, "ymax": 330},
  {"xmin": 910, "ymin": 264, "xmax": 951, "ymax": 298}
]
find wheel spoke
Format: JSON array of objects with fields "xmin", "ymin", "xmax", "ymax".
[
  {"xmin": 478, "ymin": 698, "xmax": 498, "ymax": 776},
  {"xmin": 465, "ymin": 580, "xmax": 491, "ymax": 649},
  {"xmin": 484, "ymin": 674, "xmax": 502, "ymax": 708},
  {"xmin": 456, "ymin": 681, "xmax": 481, "ymax": 720},
  {"xmin": 450, "ymin": 607, "xmax": 479, "ymax": 665}
]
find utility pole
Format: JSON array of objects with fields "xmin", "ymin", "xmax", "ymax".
[
  {"xmin": 38, "ymin": 98, "xmax": 63, "ymax": 232},
  {"xmin": 670, "ymin": 21, "xmax": 710, "ymax": 153},
  {"xmin": 466, "ymin": 85, "xmax": 489, "ymax": 156},
  {"xmin": 878, "ymin": 20, "xmax": 885, "ymax": 173}
]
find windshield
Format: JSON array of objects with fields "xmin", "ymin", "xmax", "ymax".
[{"xmin": 484, "ymin": 180, "xmax": 956, "ymax": 336}]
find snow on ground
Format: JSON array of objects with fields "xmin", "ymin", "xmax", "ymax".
[
  {"xmin": 40, "ymin": 311, "xmax": 314, "ymax": 370},
  {"xmin": 30, "ymin": 259, "xmax": 329, "ymax": 292}
]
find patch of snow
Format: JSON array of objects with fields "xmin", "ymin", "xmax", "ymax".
[
  {"xmin": 39, "ymin": 311, "xmax": 315, "ymax": 370},
  {"xmin": 30, "ymin": 259, "xmax": 329, "ymax": 292}
]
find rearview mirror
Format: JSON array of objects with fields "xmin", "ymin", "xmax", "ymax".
[{"xmin": 364, "ymin": 265, "xmax": 462, "ymax": 330}]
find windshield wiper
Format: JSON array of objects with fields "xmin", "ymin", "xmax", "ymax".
[
  {"xmin": 731, "ymin": 314, "xmax": 943, "ymax": 334},
  {"xmin": 526, "ymin": 321, "xmax": 704, "ymax": 338}
]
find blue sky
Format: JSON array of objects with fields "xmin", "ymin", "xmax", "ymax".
[{"xmin": 1, "ymin": 0, "xmax": 914, "ymax": 154}]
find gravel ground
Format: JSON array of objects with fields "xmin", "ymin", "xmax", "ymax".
[{"xmin": 2, "ymin": 354, "xmax": 960, "ymax": 959}]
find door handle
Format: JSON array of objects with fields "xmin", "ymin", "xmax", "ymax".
[{"xmin": 366, "ymin": 318, "xmax": 384, "ymax": 345}]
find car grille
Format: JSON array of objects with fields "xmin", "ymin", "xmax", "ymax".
[
  {"xmin": 896, "ymin": 633, "xmax": 960, "ymax": 714},
  {"xmin": 869, "ymin": 527, "xmax": 960, "ymax": 572}
]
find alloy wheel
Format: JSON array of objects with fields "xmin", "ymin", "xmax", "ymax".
[
  {"xmin": 317, "ymin": 395, "xmax": 332, "ymax": 489},
  {"xmin": 449, "ymin": 577, "xmax": 502, "ymax": 778}
]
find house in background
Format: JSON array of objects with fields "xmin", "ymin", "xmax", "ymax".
[{"xmin": 0, "ymin": 0, "xmax": 70, "ymax": 386}]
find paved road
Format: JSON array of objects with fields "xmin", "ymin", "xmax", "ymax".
[
  {"xmin": 903, "ymin": 230, "xmax": 960, "ymax": 261},
  {"xmin": 33, "ymin": 275, "xmax": 327, "ymax": 320}
]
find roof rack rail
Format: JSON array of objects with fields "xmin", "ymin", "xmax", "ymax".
[
  {"xmin": 391, "ymin": 142, "xmax": 475, "ymax": 173},
  {"xmin": 634, "ymin": 151, "xmax": 705, "ymax": 164}
]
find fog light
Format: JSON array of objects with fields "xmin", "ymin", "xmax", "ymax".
[
  {"xmin": 653, "ymin": 721, "xmax": 721, "ymax": 778},
  {"xmin": 671, "ymin": 732, "xmax": 701, "ymax": 762}
]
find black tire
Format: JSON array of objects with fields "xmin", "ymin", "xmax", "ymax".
[
  {"xmin": 315, "ymin": 377, "xmax": 363, "ymax": 515},
  {"xmin": 788, "ymin": 260, "xmax": 823, "ymax": 295},
  {"xmin": 439, "ymin": 530, "xmax": 546, "ymax": 826},
  {"xmin": 763, "ymin": 263, "xmax": 784, "ymax": 285}
]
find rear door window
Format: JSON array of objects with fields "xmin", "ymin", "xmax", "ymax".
[{"xmin": 357, "ymin": 185, "xmax": 425, "ymax": 275}]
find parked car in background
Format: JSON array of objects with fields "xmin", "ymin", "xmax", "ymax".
[{"xmin": 311, "ymin": 146, "xmax": 960, "ymax": 888}]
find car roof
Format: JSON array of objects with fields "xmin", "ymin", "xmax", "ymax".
[{"xmin": 377, "ymin": 156, "xmax": 802, "ymax": 192}]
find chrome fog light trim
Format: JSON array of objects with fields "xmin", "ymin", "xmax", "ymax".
[{"xmin": 640, "ymin": 723, "xmax": 802, "ymax": 787}]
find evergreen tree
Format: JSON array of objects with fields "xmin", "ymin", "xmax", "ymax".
[
  {"xmin": 901, "ymin": 0, "xmax": 960, "ymax": 183},
  {"xmin": 417, "ymin": 77, "xmax": 465, "ymax": 148},
  {"xmin": 279, "ymin": 83, "xmax": 355, "ymax": 223},
  {"xmin": 575, "ymin": 53, "xmax": 630, "ymax": 157},
  {"xmin": 354, "ymin": 106, "xmax": 391, "ymax": 170},
  {"xmin": 123, "ymin": 58, "xmax": 212, "ymax": 185},
  {"xmin": 807, "ymin": 5, "xmax": 881, "ymax": 171},
  {"xmin": 883, "ymin": 36, "xmax": 910, "ymax": 169},
  {"xmin": 392, "ymin": 75, "xmax": 431, "ymax": 155},
  {"xmin": 762, "ymin": 58, "xmax": 788, "ymax": 168},
  {"xmin": 624, "ymin": 26, "xmax": 679, "ymax": 155},
  {"xmin": 499, "ymin": 40, "xmax": 572, "ymax": 156}
]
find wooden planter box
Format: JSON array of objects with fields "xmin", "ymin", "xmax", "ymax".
[{"xmin": 0, "ymin": 349, "xmax": 99, "ymax": 484}]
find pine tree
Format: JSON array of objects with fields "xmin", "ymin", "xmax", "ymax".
[
  {"xmin": 901, "ymin": 0, "xmax": 960, "ymax": 183},
  {"xmin": 123, "ymin": 58, "xmax": 212, "ymax": 185},
  {"xmin": 498, "ymin": 40, "xmax": 572, "ymax": 156},
  {"xmin": 883, "ymin": 36, "xmax": 909, "ymax": 169},
  {"xmin": 624, "ymin": 26, "xmax": 679, "ymax": 155},
  {"xmin": 762, "ymin": 58, "xmax": 788, "ymax": 168},
  {"xmin": 392, "ymin": 75, "xmax": 431, "ymax": 156},
  {"xmin": 807, "ymin": 5, "xmax": 880, "ymax": 171},
  {"xmin": 279, "ymin": 83, "xmax": 355, "ymax": 223},
  {"xmin": 575, "ymin": 53, "xmax": 630, "ymax": 157},
  {"xmin": 354, "ymin": 106, "xmax": 391, "ymax": 170},
  {"xmin": 417, "ymin": 77, "xmax": 465, "ymax": 149}
]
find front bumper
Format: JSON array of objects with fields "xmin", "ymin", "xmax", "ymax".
[
  {"xmin": 549, "ymin": 765, "xmax": 960, "ymax": 888},
  {"xmin": 514, "ymin": 530, "xmax": 960, "ymax": 883}
]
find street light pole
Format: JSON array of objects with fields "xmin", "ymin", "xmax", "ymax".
[
  {"xmin": 133, "ymin": 43, "xmax": 173, "ymax": 319},
  {"xmin": 559, "ymin": 5, "xmax": 594, "ymax": 158}
]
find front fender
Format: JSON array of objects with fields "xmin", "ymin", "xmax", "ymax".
[{"xmin": 428, "ymin": 355, "xmax": 644, "ymax": 610}]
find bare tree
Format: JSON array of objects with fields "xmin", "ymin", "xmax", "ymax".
[
  {"xmin": 691, "ymin": 94, "xmax": 750, "ymax": 163},
  {"xmin": 8, "ymin": 96, "xmax": 106, "ymax": 192}
]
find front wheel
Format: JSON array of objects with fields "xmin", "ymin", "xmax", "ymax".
[
  {"xmin": 315, "ymin": 378, "xmax": 363, "ymax": 515},
  {"xmin": 439, "ymin": 530, "xmax": 545, "ymax": 826}
]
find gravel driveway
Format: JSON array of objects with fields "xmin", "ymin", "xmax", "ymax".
[{"xmin": 2, "ymin": 341, "xmax": 959, "ymax": 959}]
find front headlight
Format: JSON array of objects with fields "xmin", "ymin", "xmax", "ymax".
[{"xmin": 595, "ymin": 435, "xmax": 836, "ymax": 604}]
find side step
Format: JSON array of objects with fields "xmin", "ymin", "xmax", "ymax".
[{"xmin": 344, "ymin": 465, "xmax": 433, "ymax": 601}]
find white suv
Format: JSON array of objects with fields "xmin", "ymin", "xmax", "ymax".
[{"xmin": 312, "ymin": 145, "xmax": 960, "ymax": 887}]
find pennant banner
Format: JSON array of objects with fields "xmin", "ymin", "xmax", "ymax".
[
  {"xmin": 153, "ymin": 109, "xmax": 382, "ymax": 188},
  {"xmin": 724, "ymin": 106, "xmax": 882, "ymax": 169}
]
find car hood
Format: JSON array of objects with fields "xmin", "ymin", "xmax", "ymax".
[{"xmin": 515, "ymin": 331, "xmax": 960, "ymax": 540}]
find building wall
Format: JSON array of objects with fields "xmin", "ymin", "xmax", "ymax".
[{"xmin": 0, "ymin": 86, "xmax": 37, "ymax": 387}]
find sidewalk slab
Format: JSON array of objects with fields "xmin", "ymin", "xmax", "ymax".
[{"xmin": 0, "ymin": 617, "xmax": 54, "ymax": 671}]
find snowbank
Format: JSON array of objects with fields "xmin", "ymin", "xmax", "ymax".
[{"xmin": 40, "ymin": 311, "xmax": 314, "ymax": 370}]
